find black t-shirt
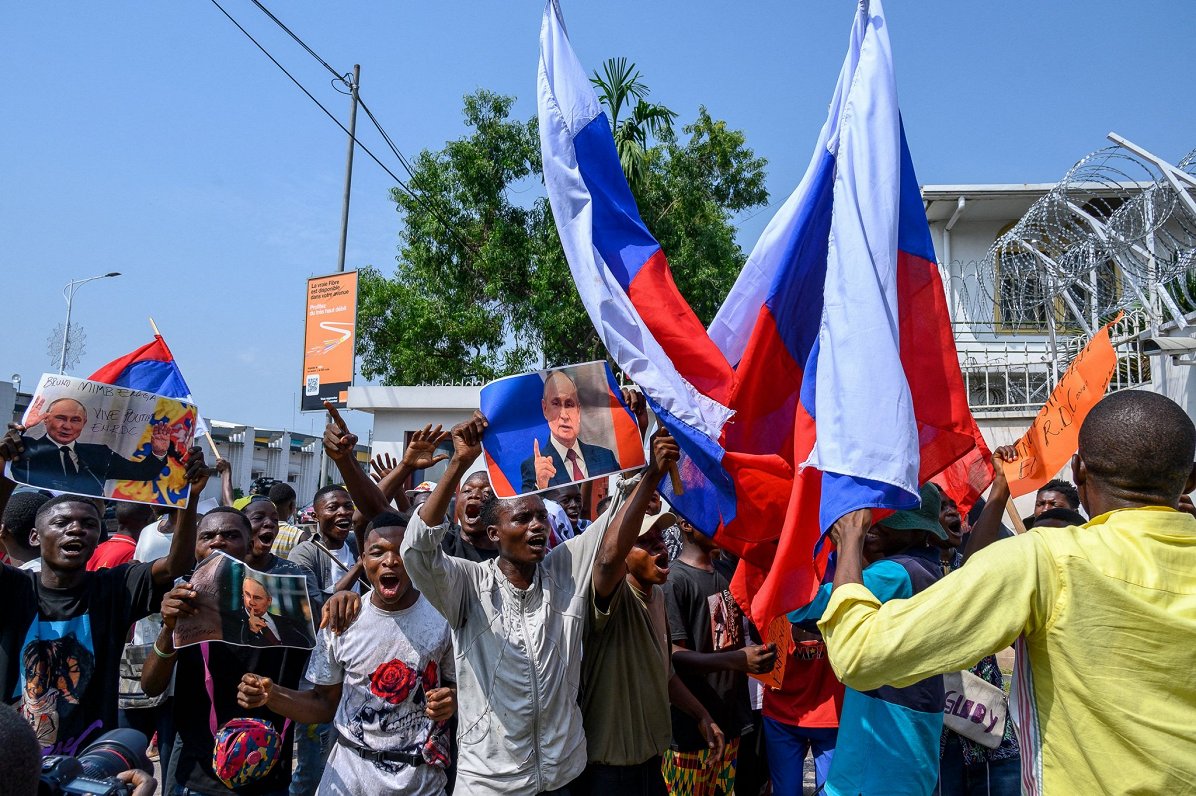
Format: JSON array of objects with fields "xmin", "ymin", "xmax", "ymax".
[
  {"xmin": 0, "ymin": 562, "xmax": 162, "ymax": 756},
  {"xmin": 440, "ymin": 525, "xmax": 500, "ymax": 563},
  {"xmin": 663, "ymin": 560, "xmax": 753, "ymax": 751},
  {"xmin": 172, "ymin": 641, "xmax": 308, "ymax": 795}
]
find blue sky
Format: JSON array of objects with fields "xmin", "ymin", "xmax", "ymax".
[{"xmin": 2, "ymin": 1, "xmax": 1191, "ymax": 437}]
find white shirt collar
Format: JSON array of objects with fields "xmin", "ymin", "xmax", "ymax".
[{"xmin": 549, "ymin": 436, "xmax": 587, "ymax": 478}]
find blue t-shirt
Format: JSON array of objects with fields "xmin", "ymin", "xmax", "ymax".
[{"xmin": 789, "ymin": 546, "xmax": 944, "ymax": 795}]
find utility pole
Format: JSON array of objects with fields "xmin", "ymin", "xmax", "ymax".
[
  {"xmin": 336, "ymin": 64, "xmax": 360, "ymax": 273},
  {"xmin": 323, "ymin": 65, "xmax": 360, "ymax": 489}
]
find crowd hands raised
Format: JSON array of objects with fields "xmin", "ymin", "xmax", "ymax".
[{"xmin": 0, "ymin": 387, "xmax": 1194, "ymax": 795}]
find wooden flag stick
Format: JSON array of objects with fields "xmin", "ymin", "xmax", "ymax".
[
  {"xmin": 150, "ymin": 317, "xmax": 222, "ymax": 461},
  {"xmin": 1005, "ymin": 499, "xmax": 1027, "ymax": 534},
  {"xmin": 668, "ymin": 462, "xmax": 684, "ymax": 495}
]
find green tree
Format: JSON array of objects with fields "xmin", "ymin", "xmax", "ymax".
[
  {"xmin": 357, "ymin": 86, "xmax": 767, "ymax": 385},
  {"xmin": 591, "ymin": 57, "xmax": 678, "ymax": 191}
]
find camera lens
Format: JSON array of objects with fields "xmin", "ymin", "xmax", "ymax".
[{"xmin": 75, "ymin": 729, "xmax": 151, "ymax": 780}]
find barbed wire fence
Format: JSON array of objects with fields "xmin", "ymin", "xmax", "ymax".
[{"xmin": 946, "ymin": 135, "xmax": 1196, "ymax": 410}]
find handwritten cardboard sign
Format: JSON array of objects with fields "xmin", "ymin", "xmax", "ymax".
[
  {"xmin": 5, "ymin": 373, "xmax": 198, "ymax": 507},
  {"xmin": 1002, "ymin": 316, "xmax": 1121, "ymax": 498}
]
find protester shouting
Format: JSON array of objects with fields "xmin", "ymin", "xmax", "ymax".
[
  {"xmin": 0, "ymin": 426, "xmax": 205, "ymax": 757},
  {"xmin": 400, "ymin": 411, "xmax": 655, "ymax": 795},
  {"xmin": 236, "ymin": 511, "xmax": 457, "ymax": 795},
  {"xmin": 142, "ymin": 505, "xmax": 307, "ymax": 795},
  {"xmin": 577, "ymin": 432, "xmax": 725, "ymax": 796},
  {"xmin": 817, "ymin": 390, "xmax": 1196, "ymax": 794}
]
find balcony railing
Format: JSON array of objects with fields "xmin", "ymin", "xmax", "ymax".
[{"xmin": 958, "ymin": 311, "xmax": 1150, "ymax": 413}]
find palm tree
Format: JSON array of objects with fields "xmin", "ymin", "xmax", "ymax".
[{"xmin": 590, "ymin": 57, "xmax": 677, "ymax": 191}]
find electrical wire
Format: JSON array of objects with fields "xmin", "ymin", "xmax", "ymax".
[
  {"xmin": 208, "ymin": 0, "xmax": 475, "ymax": 252},
  {"xmin": 248, "ymin": 0, "xmax": 346, "ymax": 84}
]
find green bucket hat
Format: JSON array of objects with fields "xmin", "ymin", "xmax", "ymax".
[{"xmin": 877, "ymin": 483, "xmax": 947, "ymax": 539}]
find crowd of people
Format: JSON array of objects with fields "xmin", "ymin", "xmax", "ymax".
[{"xmin": 0, "ymin": 386, "xmax": 1194, "ymax": 795}]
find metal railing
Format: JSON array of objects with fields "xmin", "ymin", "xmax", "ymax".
[{"xmin": 958, "ymin": 311, "xmax": 1150, "ymax": 413}]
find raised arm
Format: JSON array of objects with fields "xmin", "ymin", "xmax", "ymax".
[
  {"xmin": 362, "ymin": 427, "xmax": 451, "ymax": 524},
  {"xmin": 216, "ymin": 457, "xmax": 235, "ymax": 507},
  {"xmin": 142, "ymin": 582, "xmax": 196, "ymax": 697},
  {"xmin": 0, "ymin": 427, "xmax": 25, "ymax": 508},
  {"xmin": 150, "ymin": 446, "xmax": 207, "ymax": 587},
  {"xmin": 592, "ymin": 431, "xmax": 677, "ymax": 604},
  {"xmin": 962, "ymin": 447, "xmax": 1015, "ymax": 564},
  {"xmin": 400, "ymin": 413, "xmax": 488, "ymax": 627},
  {"xmin": 322, "ymin": 402, "xmax": 390, "ymax": 524},
  {"xmin": 821, "ymin": 516, "xmax": 1052, "ymax": 691}
]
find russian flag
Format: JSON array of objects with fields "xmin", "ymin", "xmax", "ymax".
[
  {"xmin": 89, "ymin": 334, "xmax": 209, "ymax": 437},
  {"xmin": 538, "ymin": 0, "xmax": 738, "ymax": 518},
  {"xmin": 538, "ymin": 0, "xmax": 987, "ymax": 626}
]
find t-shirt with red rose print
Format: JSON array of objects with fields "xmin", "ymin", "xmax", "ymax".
[{"xmin": 305, "ymin": 593, "xmax": 454, "ymax": 796}]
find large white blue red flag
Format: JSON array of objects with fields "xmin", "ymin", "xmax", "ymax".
[{"xmin": 538, "ymin": 0, "xmax": 987, "ymax": 624}]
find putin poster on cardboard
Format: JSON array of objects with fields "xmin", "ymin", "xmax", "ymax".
[
  {"xmin": 5, "ymin": 373, "xmax": 198, "ymax": 507},
  {"xmin": 480, "ymin": 361, "xmax": 646, "ymax": 497}
]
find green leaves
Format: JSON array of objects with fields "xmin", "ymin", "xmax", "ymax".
[{"xmin": 356, "ymin": 81, "xmax": 768, "ymax": 386}]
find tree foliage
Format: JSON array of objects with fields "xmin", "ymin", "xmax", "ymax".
[
  {"xmin": 591, "ymin": 57, "xmax": 678, "ymax": 191},
  {"xmin": 358, "ymin": 80, "xmax": 767, "ymax": 386}
]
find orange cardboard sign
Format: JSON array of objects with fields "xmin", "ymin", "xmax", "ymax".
[
  {"xmin": 301, "ymin": 271, "xmax": 358, "ymax": 411},
  {"xmin": 1003, "ymin": 315, "xmax": 1121, "ymax": 498},
  {"xmin": 748, "ymin": 615, "xmax": 790, "ymax": 690}
]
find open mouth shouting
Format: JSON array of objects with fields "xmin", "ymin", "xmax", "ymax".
[
  {"xmin": 652, "ymin": 550, "xmax": 670, "ymax": 579},
  {"xmin": 58, "ymin": 538, "xmax": 88, "ymax": 559},
  {"xmin": 526, "ymin": 533, "xmax": 549, "ymax": 558},
  {"xmin": 376, "ymin": 570, "xmax": 407, "ymax": 601}
]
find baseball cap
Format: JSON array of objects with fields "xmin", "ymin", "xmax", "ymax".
[
  {"xmin": 877, "ymin": 483, "xmax": 947, "ymax": 539},
  {"xmin": 639, "ymin": 511, "xmax": 677, "ymax": 537},
  {"xmin": 404, "ymin": 481, "xmax": 437, "ymax": 499}
]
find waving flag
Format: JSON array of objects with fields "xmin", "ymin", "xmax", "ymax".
[
  {"xmin": 538, "ymin": 0, "xmax": 987, "ymax": 626},
  {"xmin": 90, "ymin": 332, "xmax": 210, "ymax": 439},
  {"xmin": 537, "ymin": 0, "xmax": 738, "ymax": 521}
]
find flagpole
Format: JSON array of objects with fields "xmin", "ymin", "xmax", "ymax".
[{"xmin": 149, "ymin": 317, "xmax": 223, "ymax": 462}]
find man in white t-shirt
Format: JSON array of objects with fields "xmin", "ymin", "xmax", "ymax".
[
  {"xmin": 132, "ymin": 510, "xmax": 174, "ymax": 567},
  {"xmin": 237, "ymin": 511, "xmax": 456, "ymax": 796}
]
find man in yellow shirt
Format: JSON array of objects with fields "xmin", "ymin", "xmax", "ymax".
[{"xmin": 816, "ymin": 390, "xmax": 1196, "ymax": 795}]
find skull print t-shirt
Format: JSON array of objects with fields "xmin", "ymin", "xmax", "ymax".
[{"xmin": 306, "ymin": 593, "xmax": 455, "ymax": 796}]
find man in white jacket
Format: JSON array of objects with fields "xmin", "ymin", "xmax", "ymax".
[{"xmin": 401, "ymin": 411, "xmax": 671, "ymax": 795}]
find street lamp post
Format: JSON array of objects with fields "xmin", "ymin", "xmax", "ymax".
[{"xmin": 59, "ymin": 272, "xmax": 121, "ymax": 374}]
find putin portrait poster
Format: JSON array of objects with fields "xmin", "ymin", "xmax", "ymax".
[
  {"xmin": 5, "ymin": 373, "xmax": 198, "ymax": 507},
  {"xmin": 480, "ymin": 361, "xmax": 646, "ymax": 497}
]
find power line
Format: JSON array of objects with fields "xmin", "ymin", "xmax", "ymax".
[
  {"xmin": 247, "ymin": 0, "xmax": 345, "ymax": 84},
  {"xmin": 207, "ymin": 0, "xmax": 475, "ymax": 252}
]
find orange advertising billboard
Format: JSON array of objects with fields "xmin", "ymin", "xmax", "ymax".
[{"xmin": 301, "ymin": 271, "xmax": 358, "ymax": 411}]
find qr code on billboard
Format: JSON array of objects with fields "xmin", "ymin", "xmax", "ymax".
[{"xmin": 305, "ymin": 374, "xmax": 320, "ymax": 396}]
